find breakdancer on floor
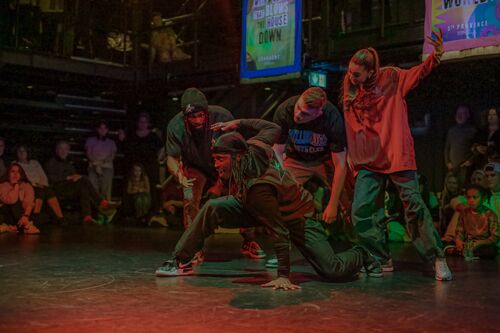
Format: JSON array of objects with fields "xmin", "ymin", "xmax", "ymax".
[
  {"xmin": 156, "ymin": 118, "xmax": 381, "ymax": 290},
  {"xmin": 341, "ymin": 29, "xmax": 452, "ymax": 280}
]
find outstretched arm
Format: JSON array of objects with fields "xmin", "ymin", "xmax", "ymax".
[
  {"xmin": 211, "ymin": 119, "xmax": 281, "ymax": 146},
  {"xmin": 399, "ymin": 29, "xmax": 444, "ymax": 96}
]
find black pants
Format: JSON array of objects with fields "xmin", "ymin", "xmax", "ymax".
[
  {"xmin": 52, "ymin": 177, "xmax": 100, "ymax": 216},
  {"xmin": 174, "ymin": 184, "xmax": 364, "ymax": 280},
  {"xmin": 0, "ymin": 201, "xmax": 24, "ymax": 225}
]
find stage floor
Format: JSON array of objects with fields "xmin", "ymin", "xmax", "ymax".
[{"xmin": 0, "ymin": 225, "xmax": 499, "ymax": 333}]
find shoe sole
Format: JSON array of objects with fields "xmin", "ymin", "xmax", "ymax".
[
  {"xmin": 359, "ymin": 267, "xmax": 384, "ymax": 277},
  {"xmin": 435, "ymin": 275, "xmax": 453, "ymax": 281},
  {"xmin": 367, "ymin": 272, "xmax": 384, "ymax": 278},
  {"xmin": 155, "ymin": 269, "xmax": 193, "ymax": 277},
  {"xmin": 382, "ymin": 266, "xmax": 394, "ymax": 272},
  {"xmin": 191, "ymin": 259, "xmax": 204, "ymax": 266}
]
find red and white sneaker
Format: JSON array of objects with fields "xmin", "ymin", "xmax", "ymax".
[
  {"xmin": 191, "ymin": 250, "xmax": 205, "ymax": 265},
  {"xmin": 240, "ymin": 241, "xmax": 266, "ymax": 259}
]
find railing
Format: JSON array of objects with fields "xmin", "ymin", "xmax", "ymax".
[{"xmin": 0, "ymin": 0, "xmax": 206, "ymax": 71}]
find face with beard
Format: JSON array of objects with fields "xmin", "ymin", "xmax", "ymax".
[
  {"xmin": 213, "ymin": 153, "xmax": 232, "ymax": 181},
  {"xmin": 186, "ymin": 111, "xmax": 207, "ymax": 130}
]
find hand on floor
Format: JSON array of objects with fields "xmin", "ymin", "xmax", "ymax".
[{"xmin": 261, "ymin": 277, "xmax": 301, "ymax": 291}]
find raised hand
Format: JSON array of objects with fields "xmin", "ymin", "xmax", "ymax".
[
  {"xmin": 427, "ymin": 28, "xmax": 444, "ymax": 61},
  {"xmin": 210, "ymin": 120, "xmax": 240, "ymax": 132}
]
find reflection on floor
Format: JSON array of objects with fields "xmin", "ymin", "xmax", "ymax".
[{"xmin": 0, "ymin": 226, "xmax": 499, "ymax": 333}]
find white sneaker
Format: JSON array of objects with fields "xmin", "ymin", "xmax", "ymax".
[
  {"xmin": 23, "ymin": 222, "xmax": 40, "ymax": 235},
  {"xmin": 265, "ymin": 257, "xmax": 278, "ymax": 268},
  {"xmin": 0, "ymin": 223, "xmax": 17, "ymax": 233},
  {"xmin": 435, "ymin": 257, "xmax": 453, "ymax": 281},
  {"xmin": 381, "ymin": 258, "xmax": 394, "ymax": 272}
]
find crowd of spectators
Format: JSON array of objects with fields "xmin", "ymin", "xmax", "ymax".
[{"xmin": 0, "ymin": 97, "xmax": 497, "ymax": 261}]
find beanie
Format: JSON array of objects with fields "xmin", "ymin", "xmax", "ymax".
[{"xmin": 181, "ymin": 88, "xmax": 208, "ymax": 115}]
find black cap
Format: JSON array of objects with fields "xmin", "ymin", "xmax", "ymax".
[{"xmin": 212, "ymin": 132, "xmax": 248, "ymax": 154}]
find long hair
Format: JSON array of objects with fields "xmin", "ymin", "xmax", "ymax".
[
  {"xmin": 1, "ymin": 162, "xmax": 30, "ymax": 184},
  {"xmin": 341, "ymin": 47, "xmax": 380, "ymax": 113},
  {"xmin": 484, "ymin": 106, "xmax": 500, "ymax": 129},
  {"xmin": 128, "ymin": 162, "xmax": 147, "ymax": 182},
  {"xmin": 227, "ymin": 155, "xmax": 247, "ymax": 201},
  {"xmin": 226, "ymin": 145, "xmax": 273, "ymax": 201},
  {"xmin": 14, "ymin": 144, "xmax": 31, "ymax": 162}
]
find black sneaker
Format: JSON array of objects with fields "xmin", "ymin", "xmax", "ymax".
[
  {"xmin": 356, "ymin": 246, "xmax": 383, "ymax": 278},
  {"xmin": 364, "ymin": 260, "xmax": 383, "ymax": 277},
  {"xmin": 155, "ymin": 259, "xmax": 193, "ymax": 277}
]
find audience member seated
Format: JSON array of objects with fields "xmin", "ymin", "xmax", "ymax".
[
  {"xmin": 470, "ymin": 169, "xmax": 487, "ymax": 188},
  {"xmin": 14, "ymin": 144, "xmax": 65, "ymax": 225},
  {"xmin": 114, "ymin": 163, "xmax": 151, "ymax": 225},
  {"xmin": 0, "ymin": 137, "xmax": 7, "ymax": 178},
  {"xmin": 483, "ymin": 162, "xmax": 500, "ymax": 253},
  {"xmin": 119, "ymin": 112, "xmax": 164, "ymax": 215},
  {"xmin": 44, "ymin": 140, "xmax": 109, "ymax": 224},
  {"xmin": 444, "ymin": 184, "xmax": 498, "ymax": 258},
  {"xmin": 443, "ymin": 163, "xmax": 500, "ymax": 246},
  {"xmin": 158, "ymin": 177, "xmax": 183, "ymax": 229},
  {"xmin": 444, "ymin": 105, "xmax": 477, "ymax": 187},
  {"xmin": 418, "ymin": 173, "xmax": 440, "ymax": 220},
  {"xmin": 438, "ymin": 173, "xmax": 461, "ymax": 234},
  {"xmin": 85, "ymin": 120, "xmax": 117, "ymax": 201},
  {"xmin": 150, "ymin": 12, "xmax": 191, "ymax": 65},
  {"xmin": 0, "ymin": 163, "xmax": 39, "ymax": 234}
]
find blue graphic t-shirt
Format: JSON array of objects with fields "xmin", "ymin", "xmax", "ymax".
[{"xmin": 273, "ymin": 96, "xmax": 346, "ymax": 163}]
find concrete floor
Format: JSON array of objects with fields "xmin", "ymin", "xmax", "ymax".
[{"xmin": 0, "ymin": 225, "xmax": 499, "ymax": 333}]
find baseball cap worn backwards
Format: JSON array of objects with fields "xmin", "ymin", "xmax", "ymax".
[
  {"xmin": 181, "ymin": 87, "xmax": 208, "ymax": 115},
  {"xmin": 484, "ymin": 162, "xmax": 500, "ymax": 173}
]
